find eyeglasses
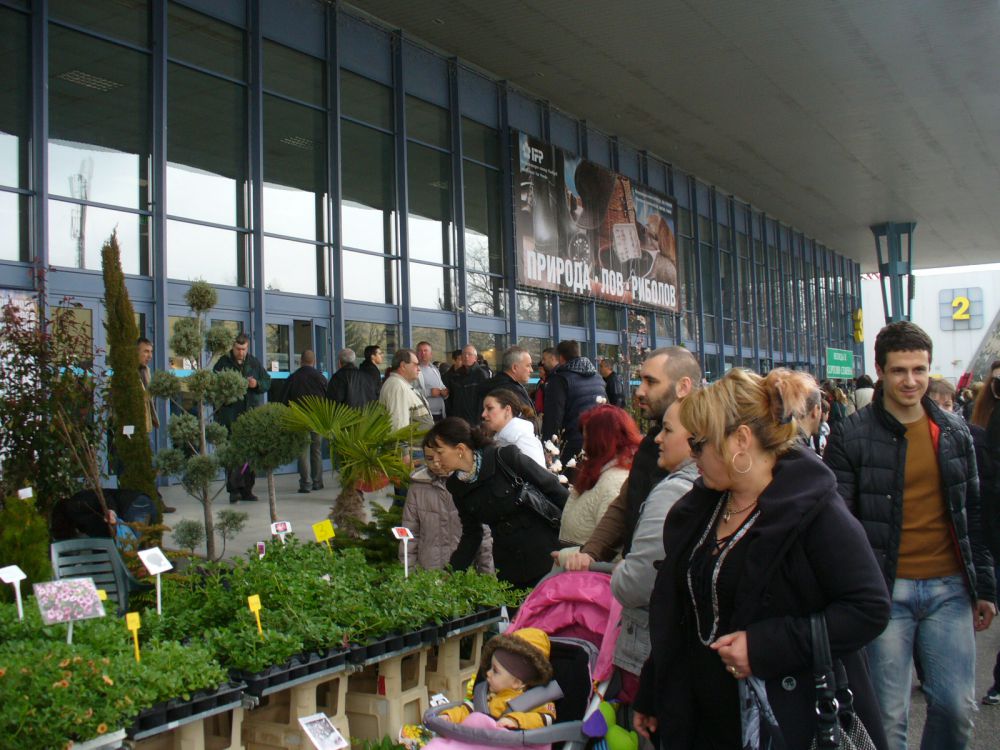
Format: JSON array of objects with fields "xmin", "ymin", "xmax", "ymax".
[{"xmin": 687, "ymin": 436, "xmax": 707, "ymax": 457}]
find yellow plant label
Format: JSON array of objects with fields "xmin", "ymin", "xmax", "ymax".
[
  {"xmin": 313, "ymin": 519, "xmax": 335, "ymax": 543},
  {"xmin": 126, "ymin": 612, "xmax": 141, "ymax": 631},
  {"xmin": 96, "ymin": 589, "xmax": 108, "ymax": 601},
  {"xmin": 248, "ymin": 594, "xmax": 261, "ymax": 613}
]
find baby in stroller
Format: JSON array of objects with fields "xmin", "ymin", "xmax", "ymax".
[{"xmin": 441, "ymin": 628, "xmax": 557, "ymax": 730}]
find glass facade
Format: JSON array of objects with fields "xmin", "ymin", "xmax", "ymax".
[{"xmin": 0, "ymin": 0, "xmax": 862, "ymax": 381}]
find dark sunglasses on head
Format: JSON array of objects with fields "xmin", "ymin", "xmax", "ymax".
[{"xmin": 687, "ymin": 436, "xmax": 707, "ymax": 457}]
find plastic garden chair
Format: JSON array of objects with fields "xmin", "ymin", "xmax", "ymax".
[{"xmin": 50, "ymin": 538, "xmax": 153, "ymax": 617}]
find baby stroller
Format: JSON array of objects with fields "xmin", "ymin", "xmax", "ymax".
[{"xmin": 423, "ymin": 568, "xmax": 624, "ymax": 750}]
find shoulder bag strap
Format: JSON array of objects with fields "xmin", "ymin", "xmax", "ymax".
[{"xmin": 811, "ymin": 613, "xmax": 840, "ymax": 748}]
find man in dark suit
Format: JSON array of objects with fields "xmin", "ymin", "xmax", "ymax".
[
  {"xmin": 326, "ymin": 348, "xmax": 378, "ymax": 409},
  {"xmin": 283, "ymin": 349, "xmax": 328, "ymax": 492},
  {"xmin": 477, "ymin": 345, "xmax": 534, "ymax": 414}
]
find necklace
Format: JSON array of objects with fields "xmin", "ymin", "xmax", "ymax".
[
  {"xmin": 722, "ymin": 496, "xmax": 758, "ymax": 523},
  {"xmin": 687, "ymin": 493, "xmax": 760, "ymax": 646}
]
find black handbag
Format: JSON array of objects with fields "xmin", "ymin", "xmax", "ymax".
[
  {"xmin": 494, "ymin": 449, "xmax": 563, "ymax": 530},
  {"xmin": 808, "ymin": 614, "xmax": 877, "ymax": 750}
]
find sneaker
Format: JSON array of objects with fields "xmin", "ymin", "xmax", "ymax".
[
  {"xmin": 983, "ymin": 687, "xmax": 1000, "ymax": 705},
  {"xmin": 297, "ymin": 487, "xmax": 311, "ymax": 494}
]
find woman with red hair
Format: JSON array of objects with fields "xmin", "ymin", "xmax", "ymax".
[{"xmin": 555, "ymin": 405, "xmax": 641, "ymax": 556}]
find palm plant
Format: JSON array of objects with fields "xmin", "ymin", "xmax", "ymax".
[{"xmin": 283, "ymin": 398, "xmax": 421, "ymax": 534}]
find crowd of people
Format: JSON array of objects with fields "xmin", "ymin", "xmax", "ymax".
[{"xmin": 162, "ymin": 322, "xmax": 999, "ymax": 749}]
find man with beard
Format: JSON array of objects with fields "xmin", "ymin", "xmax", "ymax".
[{"xmin": 558, "ymin": 346, "xmax": 701, "ymax": 569}]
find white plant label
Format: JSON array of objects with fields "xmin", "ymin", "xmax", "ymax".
[
  {"xmin": 137, "ymin": 547, "xmax": 173, "ymax": 576},
  {"xmin": 122, "ymin": 425, "xmax": 135, "ymax": 437},
  {"xmin": 0, "ymin": 565, "xmax": 27, "ymax": 584},
  {"xmin": 17, "ymin": 487, "xmax": 32, "ymax": 499},
  {"xmin": 298, "ymin": 712, "xmax": 348, "ymax": 750},
  {"xmin": 391, "ymin": 527, "xmax": 413, "ymax": 540}
]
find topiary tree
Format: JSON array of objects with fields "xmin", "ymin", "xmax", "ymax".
[
  {"xmin": 101, "ymin": 231, "xmax": 158, "ymax": 505},
  {"xmin": 224, "ymin": 403, "xmax": 307, "ymax": 522},
  {"xmin": 148, "ymin": 281, "xmax": 246, "ymax": 560}
]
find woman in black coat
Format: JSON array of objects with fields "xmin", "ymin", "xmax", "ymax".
[
  {"xmin": 423, "ymin": 417, "xmax": 569, "ymax": 588},
  {"xmin": 633, "ymin": 369, "xmax": 891, "ymax": 750}
]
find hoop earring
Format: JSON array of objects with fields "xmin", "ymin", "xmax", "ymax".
[{"xmin": 731, "ymin": 451, "xmax": 753, "ymax": 475}]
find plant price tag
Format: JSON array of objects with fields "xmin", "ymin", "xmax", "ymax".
[
  {"xmin": 17, "ymin": 487, "xmax": 32, "ymax": 499},
  {"xmin": 137, "ymin": 547, "xmax": 173, "ymax": 576},
  {"xmin": 298, "ymin": 712, "xmax": 348, "ymax": 750},
  {"xmin": 248, "ymin": 594, "xmax": 263, "ymax": 637},
  {"xmin": 312, "ymin": 519, "xmax": 335, "ymax": 543},
  {"xmin": 126, "ymin": 612, "xmax": 141, "ymax": 662},
  {"xmin": 122, "ymin": 425, "xmax": 135, "ymax": 438}
]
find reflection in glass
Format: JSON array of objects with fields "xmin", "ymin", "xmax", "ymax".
[
  {"xmin": 167, "ymin": 220, "xmax": 241, "ymax": 286},
  {"xmin": 206, "ymin": 319, "xmax": 242, "ymax": 369},
  {"xmin": 468, "ymin": 332, "xmax": 506, "ymax": 371},
  {"xmin": 517, "ymin": 292, "xmax": 549, "ymax": 323},
  {"xmin": 0, "ymin": 9, "xmax": 29, "ymax": 189},
  {"xmin": 462, "ymin": 118, "xmax": 499, "ymax": 166},
  {"xmin": 167, "ymin": 3, "xmax": 244, "ymax": 80},
  {"xmin": 412, "ymin": 327, "xmax": 455, "ymax": 361},
  {"xmin": 342, "ymin": 250, "xmax": 397, "ymax": 304},
  {"xmin": 344, "ymin": 321, "xmax": 399, "ymax": 362},
  {"xmin": 263, "ymin": 95, "xmax": 326, "ymax": 239},
  {"xmin": 406, "ymin": 96, "xmax": 448, "ymax": 148},
  {"xmin": 48, "ymin": 199, "xmax": 144, "ymax": 274},
  {"xmin": 264, "ymin": 237, "xmax": 321, "ymax": 296},
  {"xmin": 265, "ymin": 323, "xmax": 289, "ymax": 372},
  {"xmin": 559, "ymin": 299, "xmax": 585, "ymax": 327},
  {"xmin": 517, "ymin": 336, "xmax": 550, "ymax": 375},
  {"xmin": 341, "ymin": 70, "xmax": 392, "ymax": 130},
  {"xmin": 466, "ymin": 272, "xmax": 503, "ymax": 317},
  {"xmin": 0, "ymin": 191, "xmax": 27, "ymax": 262},
  {"xmin": 463, "ymin": 161, "xmax": 502, "ymax": 274},
  {"xmin": 50, "ymin": 0, "xmax": 150, "ymax": 46},
  {"xmin": 341, "ymin": 121, "xmax": 395, "ymax": 254},
  {"xmin": 167, "ymin": 64, "xmax": 246, "ymax": 225},
  {"xmin": 407, "ymin": 143, "xmax": 452, "ymax": 264},
  {"xmin": 264, "ymin": 40, "xmax": 323, "ymax": 106},
  {"xmin": 48, "ymin": 26, "xmax": 150, "ymax": 209},
  {"xmin": 596, "ymin": 304, "xmax": 618, "ymax": 330},
  {"xmin": 409, "ymin": 262, "xmax": 454, "ymax": 311},
  {"xmin": 596, "ymin": 343, "xmax": 620, "ymax": 362},
  {"xmin": 52, "ymin": 305, "xmax": 94, "ymax": 366},
  {"xmin": 655, "ymin": 313, "xmax": 673, "ymax": 342}
]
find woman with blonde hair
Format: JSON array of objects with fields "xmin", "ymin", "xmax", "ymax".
[{"xmin": 633, "ymin": 368, "xmax": 890, "ymax": 750}]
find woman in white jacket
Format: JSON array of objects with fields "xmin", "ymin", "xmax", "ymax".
[
  {"xmin": 610, "ymin": 399, "xmax": 697, "ymax": 684},
  {"xmin": 480, "ymin": 388, "xmax": 546, "ymax": 467}
]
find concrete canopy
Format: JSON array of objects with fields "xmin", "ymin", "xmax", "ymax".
[{"xmin": 347, "ymin": 0, "xmax": 1000, "ymax": 271}]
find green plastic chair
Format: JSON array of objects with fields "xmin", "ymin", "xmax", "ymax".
[{"xmin": 50, "ymin": 538, "xmax": 153, "ymax": 617}]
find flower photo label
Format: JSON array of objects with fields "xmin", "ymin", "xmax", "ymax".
[{"xmin": 33, "ymin": 578, "xmax": 106, "ymax": 625}]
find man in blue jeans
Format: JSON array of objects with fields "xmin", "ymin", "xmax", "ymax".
[{"xmin": 825, "ymin": 321, "xmax": 996, "ymax": 749}]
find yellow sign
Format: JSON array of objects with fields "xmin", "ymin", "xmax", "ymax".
[
  {"xmin": 312, "ymin": 519, "xmax": 335, "ymax": 543},
  {"xmin": 951, "ymin": 295, "xmax": 971, "ymax": 320},
  {"xmin": 248, "ymin": 595, "xmax": 263, "ymax": 637},
  {"xmin": 853, "ymin": 308, "xmax": 864, "ymax": 343},
  {"xmin": 126, "ymin": 612, "xmax": 141, "ymax": 662},
  {"xmin": 96, "ymin": 589, "xmax": 107, "ymax": 601}
]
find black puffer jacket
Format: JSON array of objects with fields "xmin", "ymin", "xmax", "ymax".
[
  {"xmin": 824, "ymin": 388, "xmax": 995, "ymax": 604},
  {"xmin": 541, "ymin": 357, "xmax": 607, "ymax": 462}
]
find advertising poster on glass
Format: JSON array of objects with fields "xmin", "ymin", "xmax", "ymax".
[{"xmin": 514, "ymin": 131, "xmax": 679, "ymax": 312}]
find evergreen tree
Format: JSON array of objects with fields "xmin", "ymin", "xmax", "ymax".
[{"xmin": 101, "ymin": 232, "xmax": 158, "ymax": 505}]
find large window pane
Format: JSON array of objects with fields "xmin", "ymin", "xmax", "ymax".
[
  {"xmin": 167, "ymin": 64, "xmax": 246, "ymax": 225},
  {"xmin": 468, "ymin": 332, "xmax": 506, "ymax": 371},
  {"xmin": 0, "ymin": 191, "xmax": 27, "ymax": 262},
  {"xmin": 263, "ymin": 39, "xmax": 323, "ymax": 105},
  {"xmin": 342, "ymin": 250, "xmax": 397, "ymax": 304},
  {"xmin": 409, "ymin": 262, "xmax": 454, "ymax": 310},
  {"xmin": 517, "ymin": 291, "xmax": 549, "ymax": 323},
  {"xmin": 406, "ymin": 96, "xmax": 448, "ymax": 148},
  {"xmin": 48, "ymin": 199, "xmax": 145, "ymax": 275},
  {"xmin": 596, "ymin": 304, "xmax": 618, "ymax": 330},
  {"xmin": 265, "ymin": 322, "xmax": 289, "ymax": 372},
  {"xmin": 0, "ymin": 8, "xmax": 30, "ymax": 190},
  {"xmin": 462, "ymin": 118, "xmax": 498, "ymax": 167},
  {"xmin": 264, "ymin": 237, "xmax": 322, "ymax": 296},
  {"xmin": 559, "ymin": 299, "xmax": 586, "ymax": 327},
  {"xmin": 466, "ymin": 273, "xmax": 504, "ymax": 317},
  {"xmin": 412, "ymin": 327, "xmax": 456, "ymax": 363},
  {"xmin": 167, "ymin": 220, "xmax": 242, "ymax": 286},
  {"xmin": 407, "ymin": 143, "xmax": 452, "ymax": 264},
  {"xmin": 341, "ymin": 70, "xmax": 391, "ymax": 130},
  {"xmin": 51, "ymin": 0, "xmax": 149, "ymax": 47},
  {"xmin": 263, "ymin": 95, "xmax": 326, "ymax": 240},
  {"xmin": 167, "ymin": 3, "xmax": 244, "ymax": 80},
  {"xmin": 463, "ymin": 161, "xmax": 503, "ymax": 275},
  {"xmin": 344, "ymin": 321, "xmax": 398, "ymax": 363},
  {"xmin": 341, "ymin": 121, "xmax": 395, "ymax": 254},
  {"xmin": 48, "ymin": 27, "xmax": 150, "ymax": 210}
]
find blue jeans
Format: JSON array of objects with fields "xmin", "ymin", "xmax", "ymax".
[{"xmin": 866, "ymin": 575, "xmax": 976, "ymax": 750}]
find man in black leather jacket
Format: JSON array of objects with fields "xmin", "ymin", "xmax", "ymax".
[{"xmin": 825, "ymin": 321, "xmax": 996, "ymax": 750}]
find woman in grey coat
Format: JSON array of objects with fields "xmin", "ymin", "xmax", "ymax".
[{"xmin": 611, "ymin": 399, "xmax": 697, "ymax": 679}]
